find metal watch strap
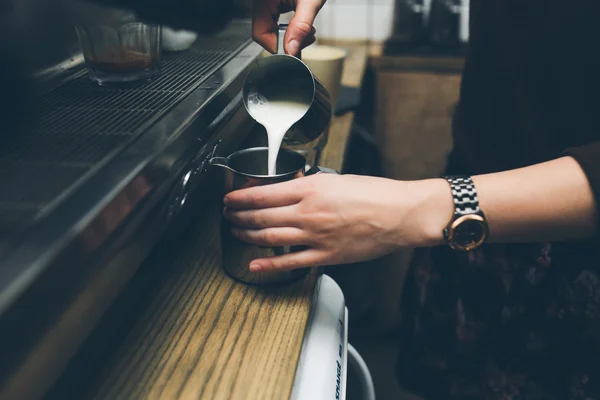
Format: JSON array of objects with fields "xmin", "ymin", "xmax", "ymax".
[{"xmin": 442, "ymin": 175, "xmax": 482, "ymax": 217}]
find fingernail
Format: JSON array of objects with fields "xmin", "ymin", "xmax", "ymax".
[
  {"xmin": 288, "ymin": 40, "xmax": 300, "ymax": 56},
  {"xmin": 223, "ymin": 197, "xmax": 229, "ymax": 206},
  {"xmin": 249, "ymin": 263, "xmax": 262, "ymax": 272}
]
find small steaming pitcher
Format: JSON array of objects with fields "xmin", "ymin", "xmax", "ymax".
[
  {"xmin": 242, "ymin": 24, "xmax": 332, "ymax": 146},
  {"xmin": 210, "ymin": 147, "xmax": 337, "ymax": 285}
]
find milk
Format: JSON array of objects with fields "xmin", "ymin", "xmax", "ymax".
[{"xmin": 247, "ymin": 93, "xmax": 308, "ymax": 175}]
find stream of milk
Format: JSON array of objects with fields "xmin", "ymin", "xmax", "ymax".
[{"xmin": 247, "ymin": 93, "xmax": 308, "ymax": 175}]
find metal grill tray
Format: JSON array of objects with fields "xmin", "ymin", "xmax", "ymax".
[{"xmin": 0, "ymin": 21, "xmax": 251, "ymax": 240}]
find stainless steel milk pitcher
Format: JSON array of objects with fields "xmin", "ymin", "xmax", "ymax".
[
  {"xmin": 242, "ymin": 24, "xmax": 332, "ymax": 146},
  {"xmin": 210, "ymin": 147, "xmax": 337, "ymax": 285}
]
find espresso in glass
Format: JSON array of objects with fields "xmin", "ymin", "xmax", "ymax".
[{"xmin": 76, "ymin": 11, "xmax": 161, "ymax": 85}]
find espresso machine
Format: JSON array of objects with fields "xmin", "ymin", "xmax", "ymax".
[{"xmin": 0, "ymin": 1, "xmax": 373, "ymax": 399}]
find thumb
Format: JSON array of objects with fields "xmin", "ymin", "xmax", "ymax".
[{"xmin": 284, "ymin": 0, "xmax": 322, "ymax": 56}]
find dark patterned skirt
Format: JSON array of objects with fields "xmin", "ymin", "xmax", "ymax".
[{"xmin": 396, "ymin": 241, "xmax": 600, "ymax": 400}]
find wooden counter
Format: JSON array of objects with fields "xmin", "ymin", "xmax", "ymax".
[{"xmin": 64, "ymin": 45, "xmax": 368, "ymax": 400}]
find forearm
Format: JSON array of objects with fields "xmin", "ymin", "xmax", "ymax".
[{"xmin": 419, "ymin": 156, "xmax": 598, "ymax": 246}]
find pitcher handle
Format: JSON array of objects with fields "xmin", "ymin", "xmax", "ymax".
[
  {"xmin": 276, "ymin": 24, "xmax": 302, "ymax": 58},
  {"xmin": 276, "ymin": 24, "xmax": 288, "ymax": 55}
]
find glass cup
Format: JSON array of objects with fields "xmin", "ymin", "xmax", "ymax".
[
  {"xmin": 301, "ymin": 45, "xmax": 347, "ymax": 108},
  {"xmin": 281, "ymin": 133, "xmax": 327, "ymax": 169},
  {"xmin": 75, "ymin": 10, "xmax": 161, "ymax": 85}
]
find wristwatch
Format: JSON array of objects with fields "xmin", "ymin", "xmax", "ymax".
[{"xmin": 442, "ymin": 175, "xmax": 489, "ymax": 251}]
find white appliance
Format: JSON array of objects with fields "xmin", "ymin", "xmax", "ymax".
[{"xmin": 290, "ymin": 274, "xmax": 375, "ymax": 400}]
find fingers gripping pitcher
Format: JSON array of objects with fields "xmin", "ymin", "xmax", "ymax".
[{"xmin": 210, "ymin": 148, "xmax": 337, "ymax": 285}]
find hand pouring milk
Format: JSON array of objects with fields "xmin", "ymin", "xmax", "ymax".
[
  {"xmin": 246, "ymin": 93, "xmax": 309, "ymax": 175},
  {"xmin": 242, "ymin": 24, "xmax": 332, "ymax": 176}
]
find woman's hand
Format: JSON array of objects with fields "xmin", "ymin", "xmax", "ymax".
[
  {"xmin": 223, "ymin": 156, "xmax": 600, "ymax": 273},
  {"xmin": 224, "ymin": 174, "xmax": 452, "ymax": 272},
  {"xmin": 251, "ymin": 0, "xmax": 325, "ymax": 56}
]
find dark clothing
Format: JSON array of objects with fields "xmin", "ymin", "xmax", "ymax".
[
  {"xmin": 396, "ymin": 0, "xmax": 600, "ymax": 398},
  {"xmin": 397, "ymin": 241, "xmax": 600, "ymax": 399},
  {"xmin": 452, "ymin": 0, "xmax": 600, "ymax": 199}
]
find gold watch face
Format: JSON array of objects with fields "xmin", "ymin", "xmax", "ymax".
[{"xmin": 448, "ymin": 214, "xmax": 488, "ymax": 251}]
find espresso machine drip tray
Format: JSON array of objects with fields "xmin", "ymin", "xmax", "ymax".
[{"xmin": 0, "ymin": 21, "xmax": 251, "ymax": 243}]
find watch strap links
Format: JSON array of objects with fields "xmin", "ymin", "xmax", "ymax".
[{"xmin": 442, "ymin": 175, "xmax": 482, "ymax": 217}]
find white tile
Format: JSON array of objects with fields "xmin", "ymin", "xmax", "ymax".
[
  {"xmin": 313, "ymin": 3, "xmax": 338, "ymax": 39},
  {"xmin": 369, "ymin": 4, "xmax": 395, "ymax": 41},
  {"xmin": 337, "ymin": 4, "xmax": 370, "ymax": 40},
  {"xmin": 314, "ymin": 3, "xmax": 396, "ymax": 41},
  {"xmin": 315, "ymin": 4, "xmax": 369, "ymax": 40}
]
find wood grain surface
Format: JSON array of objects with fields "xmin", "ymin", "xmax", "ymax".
[
  {"xmin": 80, "ymin": 208, "xmax": 317, "ymax": 400},
  {"xmin": 75, "ymin": 45, "xmax": 368, "ymax": 400}
]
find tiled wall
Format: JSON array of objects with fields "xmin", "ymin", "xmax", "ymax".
[
  {"xmin": 280, "ymin": 0, "xmax": 395, "ymax": 42},
  {"xmin": 280, "ymin": 0, "xmax": 471, "ymax": 43}
]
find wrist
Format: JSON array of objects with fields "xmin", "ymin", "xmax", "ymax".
[{"xmin": 403, "ymin": 178, "xmax": 454, "ymax": 248}]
